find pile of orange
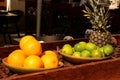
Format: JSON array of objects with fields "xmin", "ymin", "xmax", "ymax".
[
  {"xmin": 7, "ymin": 35, "xmax": 60, "ymax": 69},
  {"xmin": 19, "ymin": 35, "xmax": 42, "ymax": 56}
]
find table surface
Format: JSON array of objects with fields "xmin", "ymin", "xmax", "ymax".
[{"xmin": 0, "ymin": 39, "xmax": 120, "ymax": 80}]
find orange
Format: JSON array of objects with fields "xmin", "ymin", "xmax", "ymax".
[
  {"xmin": 41, "ymin": 54, "xmax": 58, "ymax": 68},
  {"xmin": 19, "ymin": 35, "xmax": 42, "ymax": 56},
  {"xmin": 23, "ymin": 55, "xmax": 44, "ymax": 68},
  {"xmin": 19, "ymin": 35, "xmax": 36, "ymax": 48},
  {"xmin": 44, "ymin": 50, "xmax": 58, "ymax": 57},
  {"xmin": 7, "ymin": 49, "xmax": 26, "ymax": 67}
]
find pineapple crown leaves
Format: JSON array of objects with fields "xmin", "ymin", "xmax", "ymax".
[{"xmin": 83, "ymin": 0, "xmax": 111, "ymax": 31}]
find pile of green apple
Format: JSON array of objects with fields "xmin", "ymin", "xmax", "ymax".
[{"xmin": 61, "ymin": 41, "xmax": 114, "ymax": 58}]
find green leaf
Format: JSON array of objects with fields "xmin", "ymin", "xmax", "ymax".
[
  {"xmin": 83, "ymin": 0, "xmax": 111, "ymax": 29},
  {"xmin": 82, "ymin": 10, "xmax": 88, "ymax": 13}
]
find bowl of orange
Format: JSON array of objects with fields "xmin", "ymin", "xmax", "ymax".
[
  {"xmin": 2, "ymin": 35, "xmax": 64, "ymax": 74},
  {"xmin": 2, "ymin": 57, "xmax": 63, "ymax": 74}
]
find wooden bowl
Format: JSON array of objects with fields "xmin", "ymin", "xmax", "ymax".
[
  {"xmin": 2, "ymin": 57, "xmax": 64, "ymax": 74},
  {"xmin": 59, "ymin": 50, "xmax": 111, "ymax": 64}
]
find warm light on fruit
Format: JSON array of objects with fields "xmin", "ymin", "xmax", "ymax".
[
  {"xmin": 61, "ymin": 41, "xmax": 114, "ymax": 59},
  {"xmin": 19, "ymin": 35, "xmax": 36, "ymax": 48},
  {"xmin": 23, "ymin": 55, "xmax": 44, "ymax": 68},
  {"xmin": 7, "ymin": 49, "xmax": 26, "ymax": 67},
  {"xmin": 41, "ymin": 54, "xmax": 59, "ymax": 68},
  {"xmin": 19, "ymin": 35, "xmax": 42, "ymax": 56},
  {"xmin": 62, "ymin": 44, "xmax": 73, "ymax": 55},
  {"xmin": 44, "ymin": 50, "xmax": 58, "ymax": 57}
]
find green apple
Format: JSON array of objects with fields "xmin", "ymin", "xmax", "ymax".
[
  {"xmin": 72, "ymin": 52, "xmax": 81, "ymax": 57},
  {"xmin": 79, "ymin": 41, "xmax": 87, "ymax": 46},
  {"xmin": 85, "ymin": 42, "xmax": 97, "ymax": 52},
  {"xmin": 103, "ymin": 44, "xmax": 114, "ymax": 56},
  {"xmin": 99, "ymin": 47, "xmax": 105, "ymax": 57},
  {"xmin": 62, "ymin": 44, "xmax": 73, "ymax": 55},
  {"xmin": 91, "ymin": 49, "xmax": 104, "ymax": 58},
  {"xmin": 99, "ymin": 47, "xmax": 104, "ymax": 53},
  {"xmin": 74, "ymin": 43, "xmax": 85, "ymax": 52},
  {"xmin": 81, "ymin": 50, "xmax": 91, "ymax": 58}
]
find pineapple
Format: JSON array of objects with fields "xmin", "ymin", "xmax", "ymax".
[{"xmin": 83, "ymin": 0, "xmax": 112, "ymax": 47}]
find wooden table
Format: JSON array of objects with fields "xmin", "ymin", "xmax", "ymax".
[{"xmin": 0, "ymin": 38, "xmax": 120, "ymax": 80}]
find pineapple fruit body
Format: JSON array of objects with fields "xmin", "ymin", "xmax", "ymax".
[{"xmin": 89, "ymin": 30, "xmax": 112, "ymax": 47}]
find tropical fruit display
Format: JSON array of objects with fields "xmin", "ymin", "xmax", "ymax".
[
  {"xmin": 5, "ymin": 35, "xmax": 62, "ymax": 70},
  {"xmin": 83, "ymin": 0, "xmax": 112, "ymax": 47},
  {"xmin": 60, "ymin": 0, "xmax": 115, "ymax": 60},
  {"xmin": 61, "ymin": 41, "xmax": 114, "ymax": 58}
]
